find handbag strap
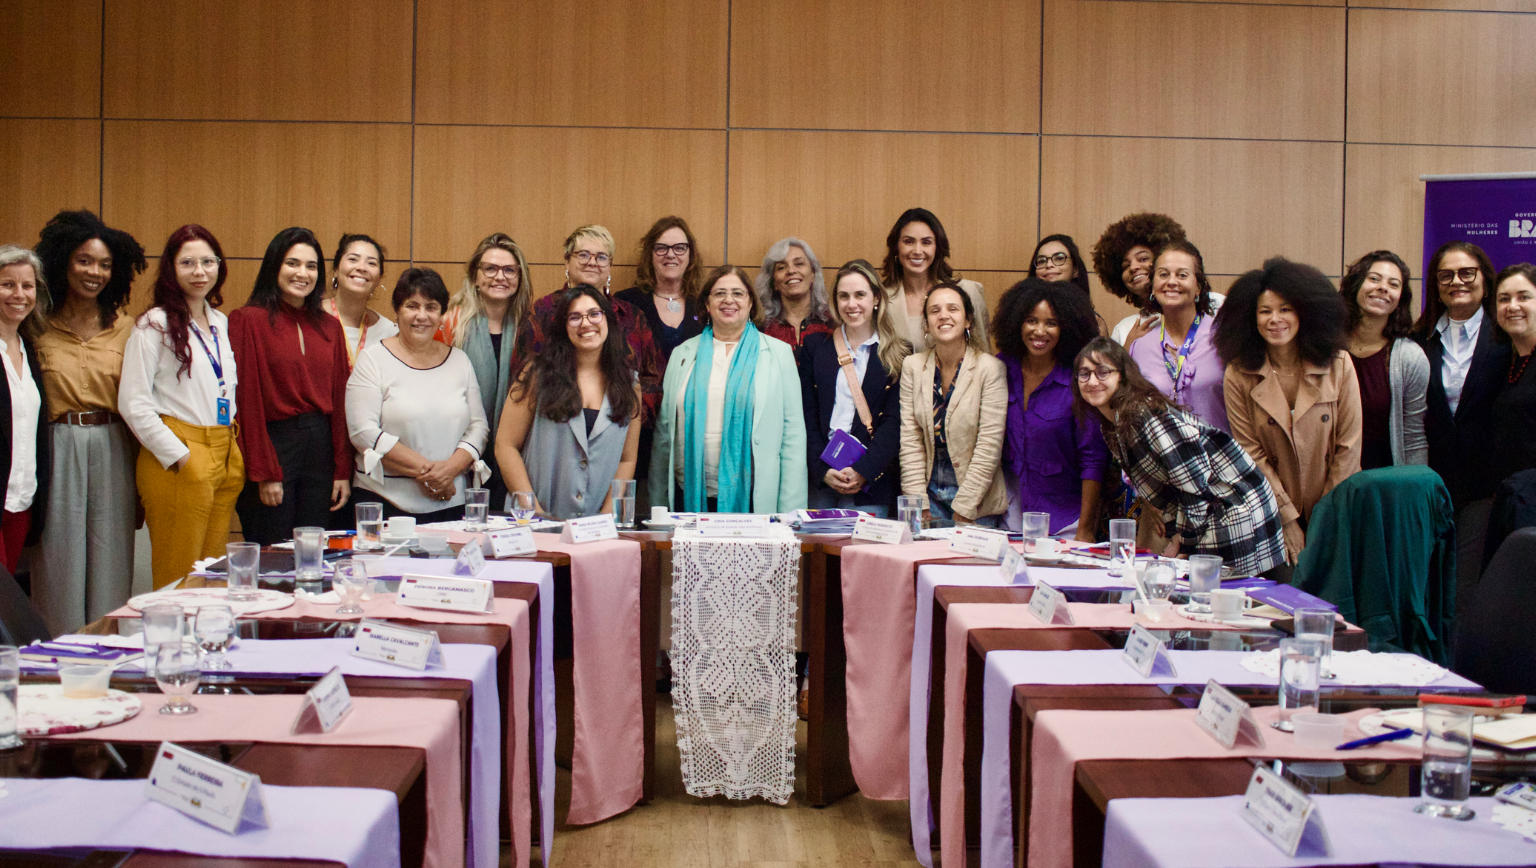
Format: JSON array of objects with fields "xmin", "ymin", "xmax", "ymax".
[{"xmin": 833, "ymin": 328, "xmax": 875, "ymax": 433}]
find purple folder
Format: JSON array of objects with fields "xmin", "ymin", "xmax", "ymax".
[
  {"xmin": 820, "ymin": 428, "xmax": 867, "ymax": 471},
  {"xmin": 1247, "ymin": 583, "xmax": 1338, "ymax": 614}
]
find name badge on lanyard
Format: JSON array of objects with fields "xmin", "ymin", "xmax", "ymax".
[
  {"xmin": 191, "ymin": 322, "xmax": 231, "ymax": 426},
  {"xmin": 1162, "ymin": 312, "xmax": 1203, "ymax": 397}
]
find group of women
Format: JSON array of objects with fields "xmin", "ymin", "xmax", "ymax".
[{"xmin": 5, "ymin": 205, "xmax": 1535, "ymax": 633}]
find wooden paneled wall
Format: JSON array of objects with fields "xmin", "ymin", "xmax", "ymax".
[{"xmin": 3, "ymin": 0, "xmax": 1534, "ymax": 324}]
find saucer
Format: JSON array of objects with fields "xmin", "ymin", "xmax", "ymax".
[
  {"xmin": 644, "ymin": 519, "xmax": 679, "ymax": 529},
  {"xmin": 1026, "ymin": 553, "xmax": 1064, "ymax": 564}
]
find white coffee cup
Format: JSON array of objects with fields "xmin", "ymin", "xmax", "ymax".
[
  {"xmin": 1210, "ymin": 588, "xmax": 1246, "ymax": 621},
  {"xmin": 386, "ymin": 516, "xmax": 416, "ymax": 539},
  {"xmin": 1033, "ymin": 537, "xmax": 1060, "ymax": 556},
  {"xmin": 651, "ymin": 506, "xmax": 669, "ymax": 522}
]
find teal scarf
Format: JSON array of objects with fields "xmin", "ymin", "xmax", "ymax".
[
  {"xmin": 683, "ymin": 324, "xmax": 761, "ymax": 512},
  {"xmin": 461, "ymin": 314, "xmax": 515, "ymax": 433}
]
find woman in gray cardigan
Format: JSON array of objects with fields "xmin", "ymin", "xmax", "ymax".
[{"xmin": 1341, "ymin": 251, "xmax": 1428, "ymax": 468}]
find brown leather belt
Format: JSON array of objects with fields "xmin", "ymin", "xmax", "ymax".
[{"xmin": 55, "ymin": 410, "xmax": 121, "ymax": 426}]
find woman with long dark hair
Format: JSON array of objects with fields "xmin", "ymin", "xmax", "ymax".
[
  {"xmin": 1340, "ymin": 250, "xmax": 1428, "ymax": 469},
  {"xmin": 880, "ymin": 208, "xmax": 991, "ymax": 352},
  {"xmin": 324, "ymin": 233, "xmax": 396, "ymax": 367},
  {"xmin": 496, "ymin": 285, "xmax": 641, "ymax": 519},
  {"xmin": 1026, "ymin": 234, "xmax": 1091, "ymax": 296},
  {"xmin": 119, "ymin": 225, "xmax": 244, "ymax": 588},
  {"xmin": 230, "ymin": 227, "xmax": 352, "ymax": 544}
]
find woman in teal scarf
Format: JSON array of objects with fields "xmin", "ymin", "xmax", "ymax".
[{"xmin": 649, "ymin": 265, "xmax": 807, "ymax": 513}]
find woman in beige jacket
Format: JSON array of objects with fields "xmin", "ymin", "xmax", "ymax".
[
  {"xmin": 899, "ymin": 283, "xmax": 1008, "ymax": 524},
  {"xmin": 1215, "ymin": 258, "xmax": 1362, "ymax": 563}
]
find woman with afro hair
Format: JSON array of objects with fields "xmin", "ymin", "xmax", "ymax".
[
  {"xmin": 31, "ymin": 210, "xmax": 147, "ymax": 634},
  {"xmin": 1092, "ymin": 212, "xmax": 1225, "ymax": 346}
]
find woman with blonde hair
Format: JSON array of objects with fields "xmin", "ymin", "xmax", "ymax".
[{"xmin": 0, "ymin": 245, "xmax": 51, "ymax": 574}]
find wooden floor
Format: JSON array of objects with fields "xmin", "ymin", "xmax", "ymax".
[{"xmin": 525, "ymin": 702, "xmax": 930, "ymax": 868}]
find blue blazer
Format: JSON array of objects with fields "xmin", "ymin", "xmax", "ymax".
[{"xmin": 798, "ymin": 331, "xmax": 902, "ymax": 509}]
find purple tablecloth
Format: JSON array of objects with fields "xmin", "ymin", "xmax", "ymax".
[
  {"xmin": 0, "ymin": 778, "xmax": 399, "ymax": 868},
  {"xmin": 1103, "ymin": 795, "xmax": 1534, "ymax": 867}
]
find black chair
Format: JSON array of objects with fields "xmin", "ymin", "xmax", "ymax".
[
  {"xmin": 0, "ymin": 560, "xmax": 49, "ymax": 645},
  {"xmin": 1454, "ymin": 527, "xmax": 1536, "ymax": 695},
  {"xmin": 1481, "ymin": 468, "xmax": 1536, "ymax": 574}
]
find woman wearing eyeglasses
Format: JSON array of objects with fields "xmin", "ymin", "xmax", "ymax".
[
  {"xmin": 615, "ymin": 216, "xmax": 705, "ymax": 366},
  {"xmin": 496, "ymin": 285, "xmax": 641, "ymax": 519},
  {"xmin": 1026, "ymin": 234, "xmax": 1091, "ymax": 296}
]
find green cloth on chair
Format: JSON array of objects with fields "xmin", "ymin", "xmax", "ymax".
[{"xmin": 1293, "ymin": 466, "xmax": 1458, "ymax": 665}]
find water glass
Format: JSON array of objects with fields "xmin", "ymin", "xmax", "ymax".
[
  {"xmin": 141, "ymin": 603, "xmax": 185, "ymax": 680},
  {"xmin": 193, "ymin": 604, "xmax": 234, "ymax": 671},
  {"xmin": 1294, "ymin": 607, "xmax": 1336, "ymax": 679},
  {"xmin": 610, "ymin": 479, "xmax": 637, "ymax": 528},
  {"xmin": 462, "ymin": 488, "xmax": 490, "ymax": 532},
  {"xmin": 1272, "ymin": 637, "xmax": 1322, "ymax": 731},
  {"xmin": 511, "ymin": 491, "xmax": 536, "ymax": 526},
  {"xmin": 1021, "ymin": 512, "xmax": 1050, "ymax": 551},
  {"xmin": 1143, "ymin": 558, "xmax": 1177, "ymax": 601},
  {"xmin": 225, "ymin": 541, "xmax": 260, "ymax": 602},
  {"xmin": 1416, "ymin": 704, "xmax": 1476, "ymax": 820},
  {"xmin": 155, "ymin": 640, "xmax": 201, "ymax": 715},
  {"xmin": 293, "ymin": 526, "xmax": 325, "ymax": 590},
  {"xmin": 0, "ymin": 646, "xmax": 19, "ymax": 749},
  {"xmin": 1107, "ymin": 518, "xmax": 1136, "ymax": 577},
  {"xmin": 1187, "ymin": 554, "xmax": 1223, "ymax": 613},
  {"xmin": 332, "ymin": 559, "xmax": 366, "ymax": 616},
  {"xmin": 355, "ymin": 501, "xmax": 384, "ymax": 551},
  {"xmin": 897, "ymin": 495, "xmax": 927, "ymax": 538}
]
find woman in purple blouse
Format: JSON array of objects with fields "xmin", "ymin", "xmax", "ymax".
[
  {"xmin": 991, "ymin": 278, "xmax": 1107, "ymax": 540},
  {"xmin": 1126, "ymin": 240, "xmax": 1229, "ymax": 432}
]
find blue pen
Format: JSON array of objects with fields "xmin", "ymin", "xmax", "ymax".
[{"xmin": 1335, "ymin": 727, "xmax": 1414, "ymax": 750}]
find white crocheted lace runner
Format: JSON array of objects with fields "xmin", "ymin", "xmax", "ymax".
[{"xmin": 670, "ymin": 526, "xmax": 800, "ymax": 803}]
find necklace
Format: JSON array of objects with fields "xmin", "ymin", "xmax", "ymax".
[
  {"xmin": 655, "ymin": 292, "xmax": 683, "ymax": 313},
  {"xmin": 1510, "ymin": 352, "xmax": 1534, "ymax": 384}
]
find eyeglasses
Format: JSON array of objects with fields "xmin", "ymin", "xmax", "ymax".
[
  {"xmin": 709, "ymin": 288, "xmax": 750, "ymax": 302},
  {"xmin": 573, "ymin": 251, "xmax": 611, "ymax": 266},
  {"xmin": 1034, "ymin": 252, "xmax": 1070, "ymax": 269},
  {"xmin": 479, "ymin": 264, "xmax": 519, "ymax": 279},
  {"xmin": 653, "ymin": 242, "xmax": 691, "ymax": 258},
  {"xmin": 1436, "ymin": 267, "xmax": 1480, "ymax": 286},
  {"xmin": 175, "ymin": 257, "xmax": 220, "ymax": 273},
  {"xmin": 1076, "ymin": 366, "xmax": 1118, "ymax": 383},
  {"xmin": 566, "ymin": 309, "xmax": 605, "ymax": 327}
]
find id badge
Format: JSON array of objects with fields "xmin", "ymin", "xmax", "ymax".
[{"xmin": 216, "ymin": 397, "xmax": 231, "ymax": 426}]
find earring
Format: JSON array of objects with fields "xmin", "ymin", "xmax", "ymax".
[
  {"xmin": 965, "ymin": 327, "xmax": 972, "ymax": 342},
  {"xmin": 605, "ymin": 274, "xmax": 611, "ymax": 292},
  {"xmin": 923, "ymin": 332, "xmax": 935, "ymax": 348},
  {"xmin": 564, "ymin": 269, "xmax": 571, "ymax": 287}
]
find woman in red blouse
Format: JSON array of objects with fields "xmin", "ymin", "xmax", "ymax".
[{"xmin": 230, "ymin": 227, "xmax": 352, "ymax": 544}]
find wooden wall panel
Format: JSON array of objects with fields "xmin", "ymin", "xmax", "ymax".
[
  {"xmin": 414, "ymin": 0, "xmax": 728, "ymax": 128},
  {"xmin": 0, "ymin": 0, "xmax": 101, "ymax": 118},
  {"xmin": 411, "ymin": 126, "xmax": 728, "ymax": 265},
  {"xmin": 1350, "ymin": 0, "xmax": 1536, "ymax": 12},
  {"xmin": 729, "ymin": 0, "xmax": 1039, "ymax": 133},
  {"xmin": 1043, "ymin": 0, "xmax": 1344, "ymax": 140},
  {"xmin": 1348, "ymin": 8, "xmax": 1536, "ymax": 147},
  {"xmin": 0, "ymin": 120, "xmax": 100, "ymax": 248},
  {"xmin": 727, "ymin": 131, "xmax": 1038, "ymax": 274},
  {"xmin": 104, "ymin": 0, "xmax": 413, "ymax": 121},
  {"xmin": 1040, "ymin": 136, "xmax": 1344, "ymax": 277},
  {"xmin": 101, "ymin": 121, "xmax": 412, "ymax": 260}
]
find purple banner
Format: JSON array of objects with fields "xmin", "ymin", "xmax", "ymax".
[{"xmin": 1423, "ymin": 174, "xmax": 1536, "ymax": 283}]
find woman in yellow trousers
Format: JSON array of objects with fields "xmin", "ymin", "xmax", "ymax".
[{"xmin": 119, "ymin": 225, "xmax": 244, "ymax": 588}]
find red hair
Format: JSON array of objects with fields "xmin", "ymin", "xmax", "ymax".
[{"xmin": 149, "ymin": 224, "xmax": 227, "ymax": 379}]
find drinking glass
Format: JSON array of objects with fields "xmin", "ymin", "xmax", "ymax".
[
  {"xmin": 610, "ymin": 480, "xmax": 637, "ymax": 528},
  {"xmin": 141, "ymin": 603, "xmax": 185, "ymax": 680},
  {"xmin": 193, "ymin": 604, "xmax": 234, "ymax": 671},
  {"xmin": 1272, "ymin": 637, "xmax": 1322, "ymax": 731},
  {"xmin": 355, "ymin": 501, "xmax": 384, "ymax": 551},
  {"xmin": 463, "ymin": 488, "xmax": 490, "ymax": 532},
  {"xmin": 293, "ymin": 526, "xmax": 325, "ymax": 591},
  {"xmin": 1143, "ymin": 558, "xmax": 1177, "ymax": 601},
  {"xmin": 155, "ymin": 640, "xmax": 201, "ymax": 715},
  {"xmin": 1187, "ymin": 554, "xmax": 1223, "ymax": 613},
  {"xmin": 225, "ymin": 541, "xmax": 260, "ymax": 602},
  {"xmin": 1107, "ymin": 519, "xmax": 1136, "ymax": 577},
  {"xmin": 897, "ymin": 495, "xmax": 927, "ymax": 538},
  {"xmin": 1416, "ymin": 704, "xmax": 1476, "ymax": 820},
  {"xmin": 0, "ymin": 646, "xmax": 20, "ymax": 749},
  {"xmin": 1021, "ymin": 512, "xmax": 1050, "ymax": 551},
  {"xmin": 1294, "ymin": 607, "xmax": 1336, "ymax": 679},
  {"xmin": 511, "ymin": 491, "xmax": 536, "ymax": 526},
  {"xmin": 332, "ymin": 560, "xmax": 366, "ymax": 616}
]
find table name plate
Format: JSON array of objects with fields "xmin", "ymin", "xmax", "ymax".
[
  {"xmin": 948, "ymin": 527, "xmax": 1010, "ymax": 561},
  {"xmin": 1120, "ymin": 623, "xmax": 1177, "ymax": 678},
  {"xmin": 1027, "ymin": 581, "xmax": 1075, "ymax": 625},
  {"xmin": 292, "ymin": 666, "xmax": 352, "ymax": 734},
  {"xmin": 852, "ymin": 516, "xmax": 912, "ymax": 545},
  {"xmin": 351, "ymin": 618, "xmax": 445, "ymax": 671},
  {"xmin": 1195, "ymin": 679, "xmax": 1266, "ymax": 749},
  {"xmin": 396, "ymin": 574, "xmax": 494, "ymax": 614},
  {"xmin": 454, "ymin": 540, "xmax": 486, "ymax": 576},
  {"xmin": 145, "ymin": 741, "xmax": 268, "ymax": 834},
  {"xmin": 481, "ymin": 526, "xmax": 536, "ymax": 558},
  {"xmin": 1000, "ymin": 545, "xmax": 1026, "ymax": 583},
  {"xmin": 696, "ymin": 514, "xmax": 773, "ymax": 538},
  {"xmin": 561, "ymin": 513, "xmax": 619, "ymax": 543},
  {"xmin": 1240, "ymin": 765, "xmax": 1330, "ymax": 857}
]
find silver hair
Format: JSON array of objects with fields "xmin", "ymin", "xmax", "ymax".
[{"xmin": 755, "ymin": 237, "xmax": 830, "ymax": 324}]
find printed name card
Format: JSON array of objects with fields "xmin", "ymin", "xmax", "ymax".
[
  {"xmin": 1000, "ymin": 545, "xmax": 1026, "ymax": 583},
  {"xmin": 351, "ymin": 618, "xmax": 445, "ymax": 671},
  {"xmin": 1027, "ymin": 581, "xmax": 1074, "ymax": 625},
  {"xmin": 1195, "ymin": 679, "xmax": 1266, "ymax": 750},
  {"xmin": 561, "ymin": 513, "xmax": 619, "ymax": 543},
  {"xmin": 852, "ymin": 516, "xmax": 912, "ymax": 545},
  {"xmin": 481, "ymin": 526, "xmax": 536, "ymax": 558},
  {"xmin": 145, "ymin": 741, "xmax": 268, "ymax": 834},
  {"xmin": 696, "ymin": 514, "xmax": 773, "ymax": 538},
  {"xmin": 453, "ymin": 540, "xmax": 486, "ymax": 576},
  {"xmin": 948, "ymin": 527, "xmax": 1010, "ymax": 561},
  {"xmin": 1120, "ymin": 623, "xmax": 1178, "ymax": 678},
  {"xmin": 1240, "ymin": 766, "xmax": 1330, "ymax": 857},
  {"xmin": 396, "ymin": 574, "xmax": 494, "ymax": 614},
  {"xmin": 291, "ymin": 666, "xmax": 352, "ymax": 734}
]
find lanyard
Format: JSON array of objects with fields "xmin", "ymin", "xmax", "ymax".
[
  {"xmin": 189, "ymin": 320, "xmax": 227, "ymax": 397},
  {"xmin": 1160, "ymin": 312, "xmax": 1203, "ymax": 388},
  {"xmin": 325, "ymin": 297, "xmax": 366, "ymax": 365}
]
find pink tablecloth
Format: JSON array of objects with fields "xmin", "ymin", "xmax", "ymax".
[{"xmin": 1029, "ymin": 706, "xmax": 1421, "ymax": 868}]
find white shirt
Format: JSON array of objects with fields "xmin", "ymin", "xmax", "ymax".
[
  {"xmin": 346, "ymin": 341, "xmax": 488, "ymax": 515},
  {"xmin": 1110, "ymin": 292, "xmax": 1227, "ymax": 346},
  {"xmin": 119, "ymin": 305, "xmax": 240, "ymax": 469},
  {"xmin": 342, "ymin": 315, "xmax": 397, "ymax": 361},
  {"xmin": 1436, "ymin": 306, "xmax": 1484, "ymax": 415},
  {"xmin": 829, "ymin": 327, "xmax": 878, "ymax": 438},
  {"xmin": 672, "ymin": 337, "xmax": 741, "ymax": 497},
  {"xmin": 0, "ymin": 336, "xmax": 40, "ymax": 513}
]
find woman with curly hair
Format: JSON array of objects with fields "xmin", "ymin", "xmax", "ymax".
[
  {"xmin": 1127, "ymin": 240, "xmax": 1229, "ymax": 432},
  {"xmin": 1340, "ymin": 250, "xmax": 1428, "ymax": 469},
  {"xmin": 991, "ymin": 278, "xmax": 1106, "ymax": 540},
  {"xmin": 31, "ymin": 210, "xmax": 146, "ymax": 631},
  {"xmin": 1216, "ymin": 257, "xmax": 1361, "ymax": 564},
  {"xmin": 1092, "ymin": 212, "xmax": 1224, "ymax": 345},
  {"xmin": 880, "ymin": 208, "xmax": 991, "ymax": 352}
]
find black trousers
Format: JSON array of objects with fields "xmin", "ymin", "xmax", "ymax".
[{"xmin": 236, "ymin": 413, "xmax": 336, "ymax": 545}]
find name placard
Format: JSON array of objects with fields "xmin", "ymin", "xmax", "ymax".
[
  {"xmin": 291, "ymin": 666, "xmax": 352, "ymax": 734},
  {"xmin": 948, "ymin": 527, "xmax": 1009, "ymax": 561},
  {"xmin": 396, "ymin": 574, "xmax": 494, "ymax": 614},
  {"xmin": 696, "ymin": 514, "xmax": 773, "ymax": 538},
  {"xmin": 351, "ymin": 618, "xmax": 445, "ymax": 671},
  {"xmin": 481, "ymin": 526, "xmax": 536, "ymax": 558},
  {"xmin": 453, "ymin": 541, "xmax": 486, "ymax": 576},
  {"xmin": 1195, "ymin": 680, "xmax": 1266, "ymax": 750},
  {"xmin": 852, "ymin": 516, "xmax": 912, "ymax": 545},
  {"xmin": 144, "ymin": 742, "xmax": 268, "ymax": 834},
  {"xmin": 1121, "ymin": 623, "xmax": 1177, "ymax": 678},
  {"xmin": 1240, "ymin": 766, "xmax": 1330, "ymax": 857},
  {"xmin": 1027, "ymin": 581, "xmax": 1074, "ymax": 625},
  {"xmin": 560, "ymin": 513, "xmax": 619, "ymax": 543},
  {"xmin": 1000, "ymin": 545, "xmax": 1026, "ymax": 583}
]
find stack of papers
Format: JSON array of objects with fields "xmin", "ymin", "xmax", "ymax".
[{"xmin": 789, "ymin": 509, "xmax": 868, "ymax": 535}]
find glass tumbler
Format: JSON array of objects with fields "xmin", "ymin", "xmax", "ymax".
[
  {"xmin": 1294, "ymin": 607, "xmax": 1336, "ymax": 679},
  {"xmin": 897, "ymin": 495, "xmax": 927, "ymax": 538},
  {"xmin": 155, "ymin": 640, "xmax": 201, "ymax": 715},
  {"xmin": 225, "ymin": 541, "xmax": 260, "ymax": 602},
  {"xmin": 141, "ymin": 603, "xmax": 186, "ymax": 680},
  {"xmin": 1021, "ymin": 512, "xmax": 1050, "ymax": 552},
  {"xmin": 1273, "ymin": 637, "xmax": 1322, "ymax": 731},
  {"xmin": 1107, "ymin": 518, "xmax": 1136, "ymax": 577},
  {"xmin": 1416, "ymin": 704, "xmax": 1476, "ymax": 820},
  {"xmin": 193, "ymin": 604, "xmax": 234, "ymax": 671},
  {"xmin": 1187, "ymin": 554, "xmax": 1223, "ymax": 613},
  {"xmin": 355, "ymin": 501, "xmax": 384, "ymax": 551},
  {"xmin": 610, "ymin": 480, "xmax": 637, "ymax": 528},
  {"xmin": 463, "ymin": 488, "xmax": 490, "ymax": 532}
]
